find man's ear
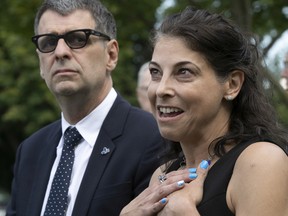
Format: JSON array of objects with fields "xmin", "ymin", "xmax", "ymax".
[
  {"xmin": 40, "ymin": 68, "xmax": 45, "ymax": 79},
  {"xmin": 106, "ymin": 39, "xmax": 119, "ymax": 72},
  {"xmin": 224, "ymin": 70, "xmax": 245, "ymax": 100},
  {"xmin": 36, "ymin": 50, "xmax": 45, "ymax": 79}
]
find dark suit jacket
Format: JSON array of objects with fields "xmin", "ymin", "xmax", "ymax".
[{"xmin": 6, "ymin": 95, "xmax": 164, "ymax": 216}]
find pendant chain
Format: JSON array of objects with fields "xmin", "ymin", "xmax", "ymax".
[{"xmin": 180, "ymin": 153, "xmax": 215, "ymax": 168}]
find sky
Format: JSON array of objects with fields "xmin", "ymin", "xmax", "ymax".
[{"xmin": 266, "ymin": 30, "xmax": 288, "ymax": 74}]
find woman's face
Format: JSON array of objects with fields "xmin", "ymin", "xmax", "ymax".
[{"xmin": 148, "ymin": 36, "xmax": 230, "ymax": 143}]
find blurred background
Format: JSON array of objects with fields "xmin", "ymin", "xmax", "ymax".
[{"xmin": 0, "ymin": 0, "xmax": 287, "ymax": 213}]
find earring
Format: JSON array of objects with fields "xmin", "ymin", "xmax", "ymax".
[{"xmin": 226, "ymin": 95, "xmax": 233, "ymax": 101}]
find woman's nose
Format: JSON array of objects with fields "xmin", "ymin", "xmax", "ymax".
[{"xmin": 156, "ymin": 76, "xmax": 175, "ymax": 98}]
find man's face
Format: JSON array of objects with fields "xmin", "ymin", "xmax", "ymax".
[
  {"xmin": 36, "ymin": 9, "xmax": 118, "ymax": 103},
  {"xmin": 137, "ymin": 67, "xmax": 152, "ymax": 112}
]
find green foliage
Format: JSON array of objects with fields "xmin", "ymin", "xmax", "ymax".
[{"xmin": 0, "ymin": 22, "xmax": 60, "ymax": 191}]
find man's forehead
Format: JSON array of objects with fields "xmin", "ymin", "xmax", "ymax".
[{"xmin": 38, "ymin": 9, "xmax": 96, "ymax": 34}]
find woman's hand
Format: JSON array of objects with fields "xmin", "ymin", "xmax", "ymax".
[
  {"xmin": 120, "ymin": 168, "xmax": 199, "ymax": 216},
  {"xmin": 157, "ymin": 160, "xmax": 210, "ymax": 216}
]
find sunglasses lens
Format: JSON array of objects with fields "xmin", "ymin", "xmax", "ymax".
[
  {"xmin": 33, "ymin": 30, "xmax": 99, "ymax": 53},
  {"xmin": 38, "ymin": 35, "xmax": 58, "ymax": 53},
  {"xmin": 65, "ymin": 31, "xmax": 87, "ymax": 48}
]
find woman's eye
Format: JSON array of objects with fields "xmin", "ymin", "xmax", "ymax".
[
  {"xmin": 177, "ymin": 68, "xmax": 194, "ymax": 77},
  {"xmin": 149, "ymin": 68, "xmax": 157, "ymax": 75},
  {"xmin": 178, "ymin": 68, "xmax": 191, "ymax": 75},
  {"xmin": 176, "ymin": 68, "xmax": 198, "ymax": 80},
  {"xmin": 149, "ymin": 68, "xmax": 161, "ymax": 79}
]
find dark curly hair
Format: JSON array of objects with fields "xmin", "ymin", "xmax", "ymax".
[{"xmin": 151, "ymin": 7, "xmax": 288, "ymax": 165}]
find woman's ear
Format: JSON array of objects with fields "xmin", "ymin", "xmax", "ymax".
[{"xmin": 224, "ymin": 70, "xmax": 245, "ymax": 100}]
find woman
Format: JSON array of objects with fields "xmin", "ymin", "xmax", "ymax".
[{"xmin": 121, "ymin": 7, "xmax": 288, "ymax": 216}]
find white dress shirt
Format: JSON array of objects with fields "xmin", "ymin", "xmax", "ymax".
[{"xmin": 40, "ymin": 88, "xmax": 117, "ymax": 216}]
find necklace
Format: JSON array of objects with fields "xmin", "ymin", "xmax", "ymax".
[{"xmin": 179, "ymin": 154, "xmax": 215, "ymax": 168}]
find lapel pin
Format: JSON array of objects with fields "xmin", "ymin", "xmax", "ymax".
[{"xmin": 101, "ymin": 147, "xmax": 110, "ymax": 155}]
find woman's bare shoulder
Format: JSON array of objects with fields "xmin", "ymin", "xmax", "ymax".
[{"xmin": 227, "ymin": 141, "xmax": 288, "ymax": 215}]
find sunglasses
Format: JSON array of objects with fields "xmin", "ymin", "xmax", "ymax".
[{"xmin": 31, "ymin": 29, "xmax": 111, "ymax": 53}]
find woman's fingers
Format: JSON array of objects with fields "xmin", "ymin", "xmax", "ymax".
[
  {"xmin": 120, "ymin": 163, "xmax": 208, "ymax": 216},
  {"xmin": 145, "ymin": 198, "xmax": 168, "ymax": 215},
  {"xmin": 184, "ymin": 160, "xmax": 210, "ymax": 205},
  {"xmin": 158, "ymin": 168, "xmax": 198, "ymax": 186},
  {"xmin": 150, "ymin": 179, "xmax": 185, "ymax": 201},
  {"xmin": 120, "ymin": 180, "xmax": 185, "ymax": 215},
  {"xmin": 195, "ymin": 160, "xmax": 210, "ymax": 182}
]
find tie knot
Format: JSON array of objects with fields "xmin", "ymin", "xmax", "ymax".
[{"xmin": 64, "ymin": 127, "xmax": 83, "ymax": 147}]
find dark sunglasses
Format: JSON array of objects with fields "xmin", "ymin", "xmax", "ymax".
[{"xmin": 31, "ymin": 29, "xmax": 111, "ymax": 53}]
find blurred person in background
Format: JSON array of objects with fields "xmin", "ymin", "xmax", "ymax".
[{"xmin": 136, "ymin": 62, "xmax": 152, "ymax": 112}]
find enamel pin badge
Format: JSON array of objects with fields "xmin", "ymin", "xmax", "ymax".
[{"xmin": 101, "ymin": 147, "xmax": 110, "ymax": 155}]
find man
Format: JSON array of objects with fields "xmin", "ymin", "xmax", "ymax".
[
  {"xmin": 6, "ymin": 0, "xmax": 163, "ymax": 215},
  {"xmin": 136, "ymin": 62, "xmax": 152, "ymax": 112}
]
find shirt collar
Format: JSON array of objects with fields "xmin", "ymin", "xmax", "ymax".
[{"xmin": 61, "ymin": 88, "xmax": 117, "ymax": 147}]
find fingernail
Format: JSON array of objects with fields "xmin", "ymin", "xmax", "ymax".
[
  {"xmin": 189, "ymin": 168, "xmax": 197, "ymax": 173},
  {"xmin": 189, "ymin": 173, "xmax": 198, "ymax": 179},
  {"xmin": 200, "ymin": 160, "xmax": 209, "ymax": 170},
  {"xmin": 160, "ymin": 198, "xmax": 167, "ymax": 204},
  {"xmin": 177, "ymin": 180, "xmax": 185, "ymax": 187}
]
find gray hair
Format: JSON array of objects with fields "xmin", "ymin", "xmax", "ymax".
[
  {"xmin": 33, "ymin": 0, "xmax": 117, "ymax": 39},
  {"xmin": 137, "ymin": 62, "xmax": 150, "ymax": 87}
]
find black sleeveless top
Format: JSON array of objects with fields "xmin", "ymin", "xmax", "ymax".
[{"xmin": 166, "ymin": 138, "xmax": 288, "ymax": 216}]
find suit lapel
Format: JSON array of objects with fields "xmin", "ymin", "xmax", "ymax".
[
  {"xmin": 72, "ymin": 133, "xmax": 115, "ymax": 216},
  {"xmin": 26, "ymin": 125, "xmax": 62, "ymax": 216},
  {"xmin": 72, "ymin": 95, "xmax": 130, "ymax": 216}
]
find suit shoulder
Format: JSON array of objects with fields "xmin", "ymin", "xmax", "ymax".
[{"xmin": 22, "ymin": 120, "xmax": 61, "ymax": 143}]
